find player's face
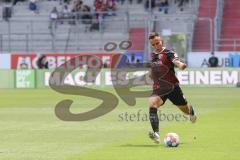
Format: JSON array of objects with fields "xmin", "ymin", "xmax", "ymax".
[{"xmin": 150, "ymin": 36, "xmax": 163, "ymax": 51}]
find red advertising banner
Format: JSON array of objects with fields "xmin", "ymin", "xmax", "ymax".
[{"xmin": 11, "ymin": 53, "xmax": 120, "ymax": 69}]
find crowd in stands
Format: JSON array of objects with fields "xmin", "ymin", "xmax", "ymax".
[
  {"xmin": 47, "ymin": 0, "xmax": 191, "ymax": 32},
  {"xmin": 2, "ymin": 0, "xmax": 192, "ymax": 31},
  {"xmin": 5, "ymin": 0, "xmax": 191, "ymax": 14},
  {"xmin": 176, "ymin": 0, "xmax": 191, "ymax": 11},
  {"xmin": 144, "ymin": 0, "xmax": 191, "ymax": 14},
  {"xmin": 47, "ymin": 0, "xmax": 118, "ymax": 33},
  {"xmin": 29, "ymin": 0, "xmax": 38, "ymax": 13}
]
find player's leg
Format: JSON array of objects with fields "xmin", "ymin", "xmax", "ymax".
[
  {"xmin": 177, "ymin": 104, "xmax": 189, "ymax": 114},
  {"xmin": 148, "ymin": 96, "xmax": 163, "ymax": 133},
  {"xmin": 177, "ymin": 104, "xmax": 197, "ymax": 123},
  {"xmin": 168, "ymin": 85, "xmax": 197, "ymax": 123},
  {"xmin": 148, "ymin": 95, "xmax": 165, "ymax": 144}
]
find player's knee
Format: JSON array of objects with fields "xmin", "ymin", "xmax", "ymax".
[{"xmin": 149, "ymin": 96, "xmax": 163, "ymax": 108}]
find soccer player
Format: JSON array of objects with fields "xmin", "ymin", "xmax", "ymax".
[{"xmin": 148, "ymin": 32, "xmax": 197, "ymax": 144}]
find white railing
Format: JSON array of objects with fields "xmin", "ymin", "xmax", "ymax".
[
  {"xmin": 214, "ymin": 0, "xmax": 225, "ymax": 51},
  {"xmin": 0, "ymin": 17, "xmax": 143, "ymax": 52},
  {"xmin": 216, "ymin": 39, "xmax": 240, "ymax": 51}
]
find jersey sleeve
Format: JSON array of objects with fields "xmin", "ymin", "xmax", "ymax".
[{"xmin": 167, "ymin": 50, "xmax": 179, "ymax": 62}]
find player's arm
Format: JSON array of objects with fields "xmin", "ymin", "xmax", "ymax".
[
  {"xmin": 173, "ymin": 59, "xmax": 187, "ymax": 70},
  {"xmin": 167, "ymin": 51, "xmax": 187, "ymax": 70}
]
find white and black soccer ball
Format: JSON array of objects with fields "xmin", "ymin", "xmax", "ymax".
[{"xmin": 164, "ymin": 132, "xmax": 180, "ymax": 147}]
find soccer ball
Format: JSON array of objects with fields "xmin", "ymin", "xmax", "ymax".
[{"xmin": 164, "ymin": 132, "xmax": 180, "ymax": 147}]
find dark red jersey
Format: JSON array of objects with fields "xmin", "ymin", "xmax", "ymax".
[{"xmin": 150, "ymin": 48, "xmax": 179, "ymax": 90}]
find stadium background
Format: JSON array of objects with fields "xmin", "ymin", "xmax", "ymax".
[{"xmin": 0, "ymin": 0, "xmax": 240, "ymax": 160}]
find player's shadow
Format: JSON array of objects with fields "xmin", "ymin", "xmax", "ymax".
[
  {"xmin": 118, "ymin": 142, "xmax": 185, "ymax": 148},
  {"xmin": 118, "ymin": 144, "xmax": 160, "ymax": 148}
]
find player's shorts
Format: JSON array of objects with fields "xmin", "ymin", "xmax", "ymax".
[{"xmin": 151, "ymin": 85, "xmax": 187, "ymax": 106}]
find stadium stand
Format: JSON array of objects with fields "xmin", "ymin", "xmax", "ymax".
[
  {"xmin": 192, "ymin": 0, "xmax": 217, "ymax": 51},
  {"xmin": 0, "ymin": 0, "xmax": 198, "ymax": 53},
  {"xmin": 220, "ymin": 0, "xmax": 240, "ymax": 51}
]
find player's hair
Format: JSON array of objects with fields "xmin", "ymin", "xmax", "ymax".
[{"xmin": 148, "ymin": 32, "xmax": 160, "ymax": 40}]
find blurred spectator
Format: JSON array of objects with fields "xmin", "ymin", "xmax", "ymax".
[
  {"xmin": 101, "ymin": 3, "xmax": 108, "ymax": 16},
  {"xmin": 131, "ymin": 54, "xmax": 135, "ymax": 63},
  {"xmin": 2, "ymin": 5, "xmax": 12, "ymax": 21},
  {"xmin": 175, "ymin": 0, "xmax": 189, "ymax": 11},
  {"xmin": 49, "ymin": 7, "xmax": 59, "ymax": 31},
  {"xmin": 13, "ymin": 0, "xmax": 25, "ymax": 6},
  {"xmin": 208, "ymin": 53, "xmax": 219, "ymax": 67},
  {"xmin": 60, "ymin": 0, "xmax": 71, "ymax": 5},
  {"xmin": 103, "ymin": 58, "xmax": 110, "ymax": 68},
  {"xmin": 37, "ymin": 55, "xmax": 49, "ymax": 69},
  {"xmin": 135, "ymin": 59, "xmax": 142, "ymax": 67},
  {"xmin": 157, "ymin": 0, "xmax": 169, "ymax": 14},
  {"xmin": 81, "ymin": 5, "xmax": 92, "ymax": 31},
  {"xmin": 59, "ymin": 4, "xmax": 71, "ymax": 24},
  {"xmin": 72, "ymin": 0, "xmax": 83, "ymax": 12},
  {"xmin": 82, "ymin": 4, "xmax": 91, "ymax": 12},
  {"xmin": 29, "ymin": 0, "xmax": 38, "ymax": 14},
  {"xmin": 177, "ymin": 0, "xmax": 188, "ymax": 7},
  {"xmin": 94, "ymin": 0, "xmax": 104, "ymax": 12},
  {"xmin": 106, "ymin": 0, "xmax": 116, "ymax": 15},
  {"xmin": 70, "ymin": 0, "xmax": 83, "ymax": 24},
  {"xmin": 81, "ymin": 5, "xmax": 91, "ymax": 22},
  {"xmin": 62, "ymin": 4, "xmax": 71, "ymax": 17},
  {"xmin": 20, "ymin": 59, "xmax": 28, "ymax": 69},
  {"xmin": 72, "ymin": 0, "xmax": 83, "ymax": 21},
  {"xmin": 90, "ymin": 15, "xmax": 99, "ymax": 32},
  {"xmin": 144, "ymin": 0, "xmax": 155, "ymax": 12},
  {"xmin": 94, "ymin": 0, "xmax": 107, "ymax": 17}
]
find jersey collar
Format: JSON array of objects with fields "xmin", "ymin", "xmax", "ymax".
[{"xmin": 154, "ymin": 47, "xmax": 165, "ymax": 54}]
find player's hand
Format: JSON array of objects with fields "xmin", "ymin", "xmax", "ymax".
[
  {"xmin": 173, "ymin": 59, "xmax": 187, "ymax": 70},
  {"xmin": 181, "ymin": 63, "xmax": 187, "ymax": 70}
]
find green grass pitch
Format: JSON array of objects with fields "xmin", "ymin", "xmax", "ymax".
[{"xmin": 0, "ymin": 87, "xmax": 240, "ymax": 160}]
